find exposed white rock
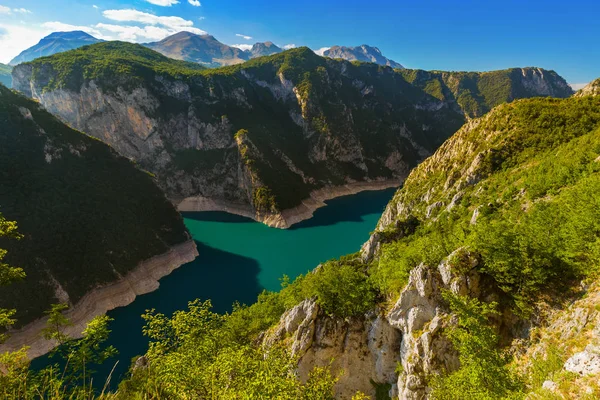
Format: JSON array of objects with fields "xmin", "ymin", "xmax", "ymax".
[{"xmin": 564, "ymin": 344, "xmax": 600, "ymax": 376}]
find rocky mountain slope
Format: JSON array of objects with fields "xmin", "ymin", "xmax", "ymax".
[
  {"xmin": 12, "ymin": 43, "xmax": 573, "ymax": 228},
  {"xmin": 575, "ymin": 78, "xmax": 600, "ymax": 97},
  {"xmin": 323, "ymin": 45, "xmax": 404, "ymax": 69},
  {"xmin": 0, "ymin": 63, "xmax": 11, "ymax": 87},
  {"xmin": 400, "ymin": 67, "xmax": 574, "ymax": 118},
  {"xmin": 249, "ymin": 41, "xmax": 282, "ymax": 58},
  {"xmin": 146, "ymin": 32, "xmax": 284, "ymax": 67},
  {"xmin": 0, "ymin": 83, "xmax": 195, "ymax": 329},
  {"xmin": 9, "ymin": 31, "xmax": 102, "ymax": 65},
  {"xmin": 145, "ymin": 32, "xmax": 249, "ymax": 67}
]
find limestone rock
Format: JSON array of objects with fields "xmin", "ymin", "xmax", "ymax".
[{"xmin": 564, "ymin": 344, "xmax": 600, "ymax": 376}]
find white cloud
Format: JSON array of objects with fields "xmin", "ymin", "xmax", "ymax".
[
  {"xmin": 102, "ymin": 9, "xmax": 205, "ymax": 34},
  {"xmin": 144, "ymin": 0, "xmax": 179, "ymax": 6},
  {"xmin": 0, "ymin": 23, "xmax": 51, "ymax": 63},
  {"xmin": 0, "ymin": 5, "xmax": 31, "ymax": 14},
  {"xmin": 313, "ymin": 47, "xmax": 330, "ymax": 56},
  {"xmin": 95, "ymin": 23, "xmax": 177, "ymax": 41},
  {"xmin": 41, "ymin": 21, "xmax": 103, "ymax": 37},
  {"xmin": 236, "ymin": 33, "xmax": 252, "ymax": 40},
  {"xmin": 230, "ymin": 44, "xmax": 252, "ymax": 51},
  {"xmin": 93, "ymin": 5, "xmax": 99, "ymax": 9},
  {"xmin": 188, "ymin": 0, "xmax": 201, "ymax": 6},
  {"xmin": 569, "ymin": 83, "xmax": 589, "ymax": 91},
  {"xmin": 282, "ymin": 44, "xmax": 296, "ymax": 50}
]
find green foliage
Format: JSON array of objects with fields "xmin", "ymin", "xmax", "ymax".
[
  {"xmin": 0, "ymin": 213, "xmax": 23, "ymax": 343},
  {"xmin": 117, "ymin": 299, "xmax": 337, "ymax": 399},
  {"xmin": 280, "ymin": 258, "xmax": 377, "ymax": 318},
  {"xmin": 252, "ymin": 186, "xmax": 278, "ymax": 213},
  {"xmin": 0, "ymin": 85, "xmax": 189, "ymax": 325},
  {"xmin": 430, "ymin": 293, "xmax": 523, "ymax": 400},
  {"xmin": 26, "ymin": 41, "xmax": 205, "ymax": 92},
  {"xmin": 0, "ymin": 312, "xmax": 118, "ymax": 399},
  {"xmin": 374, "ymin": 96, "xmax": 600, "ymax": 313},
  {"xmin": 41, "ymin": 303, "xmax": 72, "ymax": 345}
]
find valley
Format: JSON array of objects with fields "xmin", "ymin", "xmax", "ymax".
[{"xmin": 0, "ymin": 5, "xmax": 598, "ymax": 397}]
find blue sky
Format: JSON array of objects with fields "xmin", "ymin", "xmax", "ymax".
[{"xmin": 0, "ymin": 0, "xmax": 597, "ymax": 86}]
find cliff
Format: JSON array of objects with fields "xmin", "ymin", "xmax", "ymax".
[
  {"xmin": 0, "ymin": 84, "xmax": 193, "ymax": 327},
  {"xmin": 12, "ymin": 43, "xmax": 572, "ymax": 227}
]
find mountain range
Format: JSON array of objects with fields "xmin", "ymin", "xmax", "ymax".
[
  {"xmin": 8, "ymin": 31, "xmax": 102, "ymax": 65},
  {"xmin": 12, "ymin": 42, "xmax": 573, "ymax": 228},
  {"xmin": 8, "ymin": 30, "xmax": 403, "ymax": 69}
]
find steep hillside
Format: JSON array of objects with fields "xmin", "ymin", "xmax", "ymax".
[
  {"xmin": 0, "ymin": 63, "xmax": 11, "ymax": 87},
  {"xmin": 400, "ymin": 67, "xmax": 573, "ymax": 118},
  {"xmin": 9, "ymin": 31, "xmax": 102, "ymax": 65},
  {"xmin": 145, "ymin": 32, "xmax": 248, "ymax": 67},
  {"xmin": 12, "ymin": 43, "xmax": 572, "ymax": 228},
  {"xmin": 113, "ymin": 87, "xmax": 600, "ymax": 400},
  {"xmin": 324, "ymin": 45, "xmax": 404, "ymax": 69},
  {"xmin": 0, "ymin": 84, "xmax": 195, "ymax": 330}
]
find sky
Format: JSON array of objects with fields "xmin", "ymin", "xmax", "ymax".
[{"xmin": 0, "ymin": 0, "xmax": 598, "ymax": 86}]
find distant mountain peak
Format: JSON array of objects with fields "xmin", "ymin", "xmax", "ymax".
[
  {"xmin": 323, "ymin": 45, "xmax": 404, "ymax": 69},
  {"xmin": 9, "ymin": 30, "xmax": 102, "ymax": 65}
]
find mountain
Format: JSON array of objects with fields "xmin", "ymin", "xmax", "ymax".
[
  {"xmin": 323, "ymin": 45, "xmax": 404, "ymax": 69},
  {"xmin": 0, "ymin": 83, "xmax": 196, "ymax": 335},
  {"xmin": 400, "ymin": 67, "xmax": 574, "ymax": 117},
  {"xmin": 9, "ymin": 31, "xmax": 102, "ymax": 65},
  {"xmin": 0, "ymin": 63, "xmax": 11, "ymax": 87},
  {"xmin": 12, "ymin": 43, "xmax": 572, "ymax": 229},
  {"xmin": 249, "ymin": 41, "xmax": 282, "ymax": 58},
  {"xmin": 145, "ymin": 31, "xmax": 249, "ymax": 67},
  {"xmin": 575, "ymin": 78, "xmax": 600, "ymax": 97}
]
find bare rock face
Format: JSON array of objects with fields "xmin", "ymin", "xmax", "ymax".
[
  {"xmin": 265, "ymin": 299, "xmax": 401, "ymax": 399},
  {"xmin": 387, "ymin": 252, "xmax": 481, "ymax": 400}
]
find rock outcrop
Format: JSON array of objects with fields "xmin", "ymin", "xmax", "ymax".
[
  {"xmin": 575, "ymin": 78, "xmax": 600, "ymax": 97},
  {"xmin": 265, "ymin": 299, "xmax": 401, "ymax": 399}
]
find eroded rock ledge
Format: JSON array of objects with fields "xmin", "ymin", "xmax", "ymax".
[
  {"xmin": 0, "ymin": 240, "xmax": 198, "ymax": 360},
  {"xmin": 177, "ymin": 180, "xmax": 400, "ymax": 228}
]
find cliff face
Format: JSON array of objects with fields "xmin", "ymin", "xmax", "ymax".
[
  {"xmin": 400, "ymin": 67, "xmax": 574, "ymax": 118},
  {"xmin": 0, "ymin": 84, "xmax": 193, "ymax": 327},
  {"xmin": 12, "ymin": 44, "xmax": 571, "ymax": 227}
]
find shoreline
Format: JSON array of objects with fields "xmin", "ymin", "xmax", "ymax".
[
  {"xmin": 177, "ymin": 180, "xmax": 400, "ymax": 228},
  {"xmin": 0, "ymin": 240, "xmax": 199, "ymax": 360}
]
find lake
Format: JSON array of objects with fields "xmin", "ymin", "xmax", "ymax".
[{"xmin": 32, "ymin": 187, "xmax": 397, "ymax": 388}]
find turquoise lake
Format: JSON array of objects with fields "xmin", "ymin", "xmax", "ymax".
[{"xmin": 33, "ymin": 187, "xmax": 396, "ymax": 387}]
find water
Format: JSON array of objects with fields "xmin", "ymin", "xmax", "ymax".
[{"xmin": 31, "ymin": 188, "xmax": 396, "ymax": 388}]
